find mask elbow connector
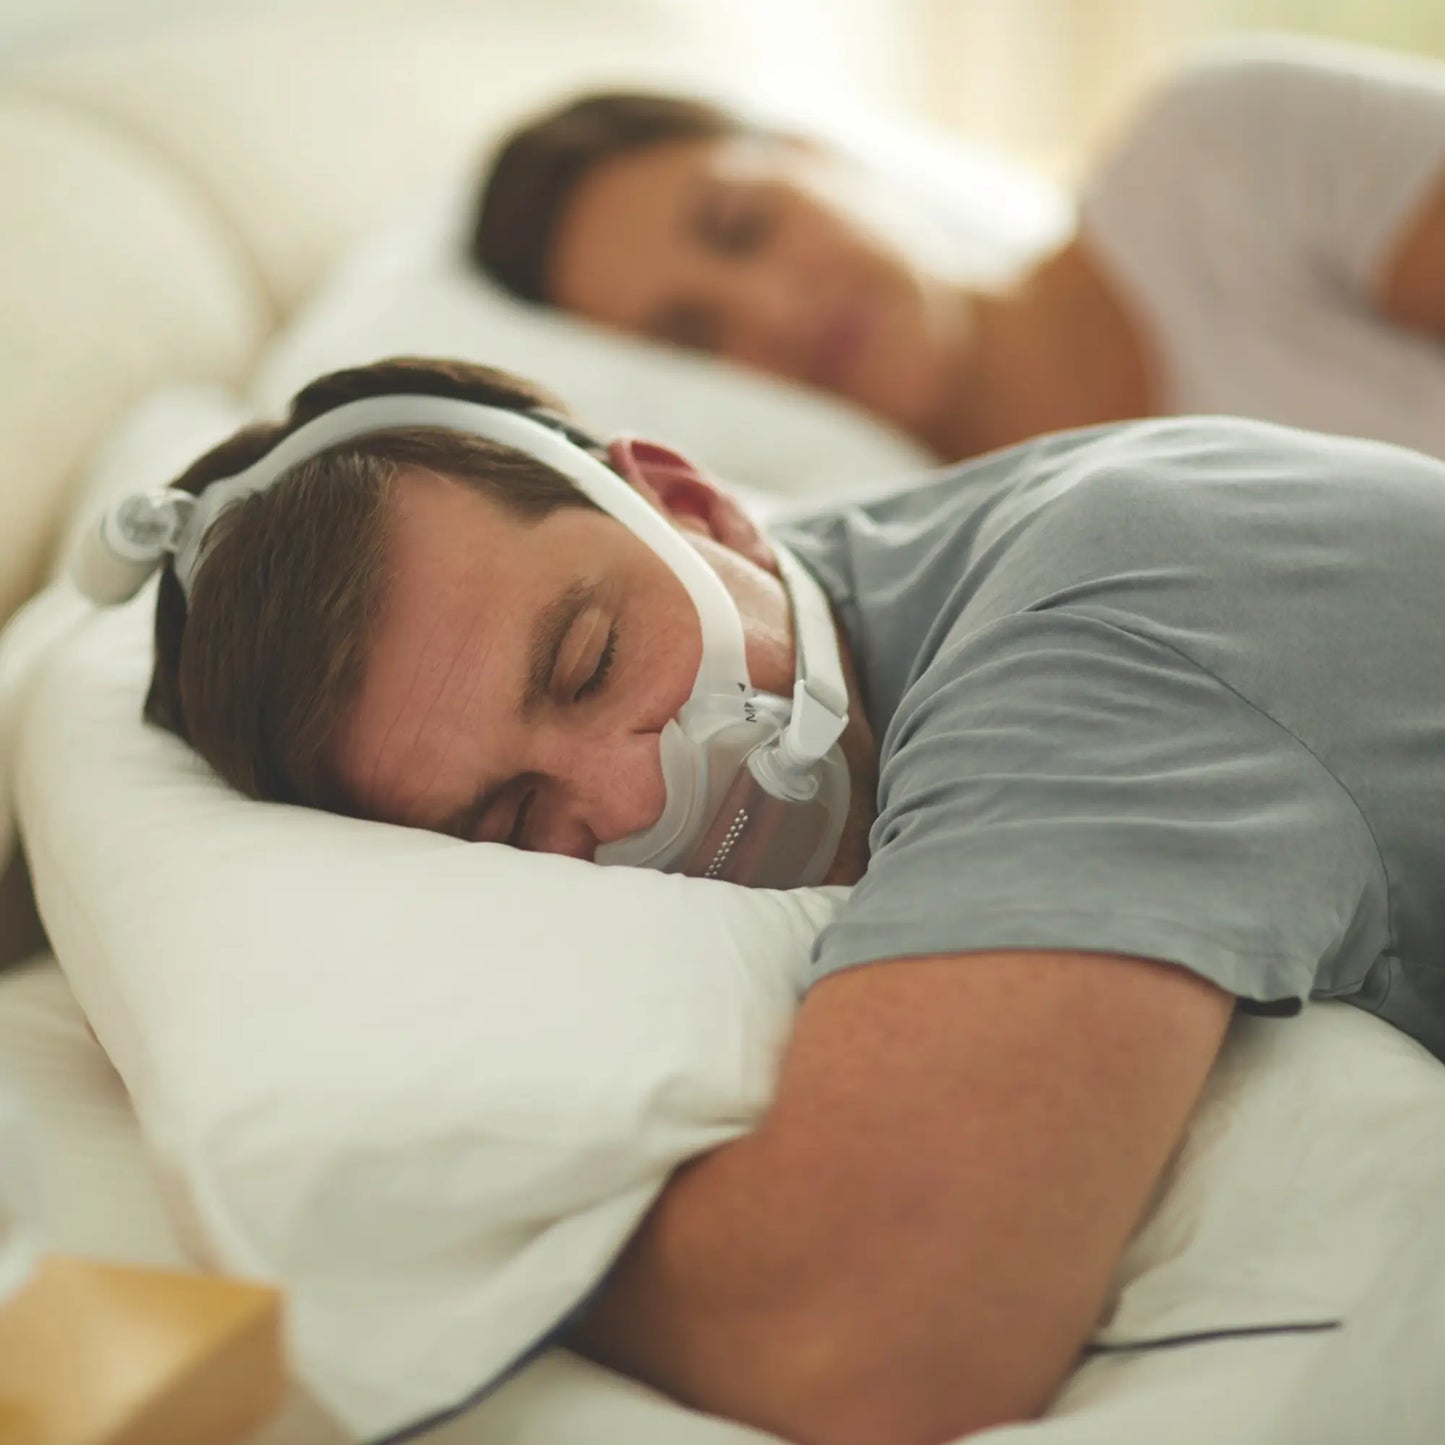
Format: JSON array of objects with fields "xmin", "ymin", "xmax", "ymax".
[{"xmin": 747, "ymin": 736, "xmax": 819, "ymax": 802}]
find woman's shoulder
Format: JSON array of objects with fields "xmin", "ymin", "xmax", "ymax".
[{"xmin": 1104, "ymin": 33, "xmax": 1443, "ymax": 164}]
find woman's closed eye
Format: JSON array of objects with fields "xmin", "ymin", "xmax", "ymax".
[
  {"xmin": 652, "ymin": 301, "xmax": 720, "ymax": 353},
  {"xmin": 698, "ymin": 187, "xmax": 774, "ymax": 257}
]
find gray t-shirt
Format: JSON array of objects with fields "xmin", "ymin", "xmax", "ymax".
[{"xmin": 774, "ymin": 416, "xmax": 1445, "ymax": 1061}]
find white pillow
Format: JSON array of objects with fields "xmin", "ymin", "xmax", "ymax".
[
  {"xmin": 0, "ymin": 386, "xmax": 254, "ymax": 884},
  {"xmin": 250, "ymin": 184, "xmax": 932, "ymax": 503},
  {"xmin": 250, "ymin": 115, "xmax": 1070, "ymax": 502},
  {"xmin": 14, "ymin": 395, "xmax": 844, "ymax": 1439},
  {"xmin": 19, "ymin": 592, "xmax": 841, "ymax": 1437}
]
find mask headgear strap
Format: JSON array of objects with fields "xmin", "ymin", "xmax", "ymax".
[
  {"xmin": 74, "ymin": 392, "xmax": 848, "ymax": 768},
  {"xmin": 771, "ymin": 542, "xmax": 849, "ymax": 771},
  {"xmin": 74, "ymin": 394, "xmax": 755, "ymax": 694}
]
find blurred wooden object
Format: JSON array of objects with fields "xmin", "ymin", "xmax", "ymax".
[{"xmin": 0, "ymin": 1255, "xmax": 284, "ymax": 1445}]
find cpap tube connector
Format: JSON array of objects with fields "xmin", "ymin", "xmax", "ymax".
[{"xmin": 71, "ymin": 491, "xmax": 197, "ymax": 606}]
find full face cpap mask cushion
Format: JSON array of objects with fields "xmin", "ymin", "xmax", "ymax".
[{"xmin": 74, "ymin": 394, "xmax": 853, "ymax": 889}]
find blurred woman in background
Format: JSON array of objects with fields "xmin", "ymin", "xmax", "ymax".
[{"xmin": 473, "ymin": 39, "xmax": 1445, "ymax": 462}]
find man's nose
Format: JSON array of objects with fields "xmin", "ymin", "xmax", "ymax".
[{"xmin": 539, "ymin": 725, "xmax": 667, "ymax": 855}]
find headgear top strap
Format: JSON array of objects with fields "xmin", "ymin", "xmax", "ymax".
[{"xmin": 71, "ymin": 393, "xmax": 752, "ymax": 693}]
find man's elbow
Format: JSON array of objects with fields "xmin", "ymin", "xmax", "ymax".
[
  {"xmin": 740, "ymin": 1294, "xmax": 1062, "ymax": 1445},
  {"xmin": 575, "ymin": 1280, "xmax": 1060, "ymax": 1445}
]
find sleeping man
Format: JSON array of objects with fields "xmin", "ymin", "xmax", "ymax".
[{"xmin": 110, "ymin": 354, "xmax": 1445, "ymax": 1445}]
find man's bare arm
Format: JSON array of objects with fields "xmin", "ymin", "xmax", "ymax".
[
  {"xmin": 569, "ymin": 949, "xmax": 1235, "ymax": 1445},
  {"xmin": 1379, "ymin": 172, "xmax": 1445, "ymax": 336}
]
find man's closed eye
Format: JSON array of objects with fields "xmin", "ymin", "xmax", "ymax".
[
  {"xmin": 575, "ymin": 626, "xmax": 617, "ymax": 701},
  {"xmin": 506, "ymin": 626, "xmax": 618, "ymax": 848},
  {"xmin": 506, "ymin": 789, "xmax": 535, "ymax": 848}
]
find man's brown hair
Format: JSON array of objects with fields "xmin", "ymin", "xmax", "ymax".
[
  {"xmin": 472, "ymin": 90, "xmax": 745, "ymax": 304},
  {"xmin": 145, "ymin": 355, "xmax": 605, "ymax": 815}
]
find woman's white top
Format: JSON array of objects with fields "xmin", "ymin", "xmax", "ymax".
[{"xmin": 1080, "ymin": 38, "xmax": 1445, "ymax": 459}]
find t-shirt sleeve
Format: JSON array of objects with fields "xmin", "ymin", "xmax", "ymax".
[
  {"xmin": 810, "ymin": 611, "xmax": 1386, "ymax": 1008},
  {"xmin": 1082, "ymin": 37, "xmax": 1445, "ymax": 299}
]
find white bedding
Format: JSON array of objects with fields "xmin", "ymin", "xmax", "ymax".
[
  {"xmin": 0, "ymin": 958, "xmax": 343, "ymax": 1445},
  {"xmin": 5, "ymin": 3, "xmax": 1445, "ymax": 1437}
]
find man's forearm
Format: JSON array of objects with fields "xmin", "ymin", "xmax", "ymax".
[
  {"xmin": 568, "ymin": 1113, "xmax": 1028, "ymax": 1445},
  {"xmin": 568, "ymin": 1122, "xmax": 859, "ymax": 1442},
  {"xmin": 567, "ymin": 952, "xmax": 1231, "ymax": 1445}
]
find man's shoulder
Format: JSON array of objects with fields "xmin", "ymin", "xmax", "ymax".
[{"xmin": 769, "ymin": 422, "xmax": 1146, "ymax": 565}]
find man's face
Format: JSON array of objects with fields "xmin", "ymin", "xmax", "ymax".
[{"xmin": 330, "ymin": 464, "xmax": 801, "ymax": 864}]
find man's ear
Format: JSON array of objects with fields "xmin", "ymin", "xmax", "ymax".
[{"xmin": 606, "ymin": 437, "xmax": 775, "ymax": 570}]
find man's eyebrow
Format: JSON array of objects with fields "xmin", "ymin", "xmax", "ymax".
[{"xmin": 438, "ymin": 579, "xmax": 593, "ymax": 841}]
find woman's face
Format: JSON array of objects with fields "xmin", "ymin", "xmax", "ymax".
[{"xmin": 546, "ymin": 135, "xmax": 963, "ymax": 438}]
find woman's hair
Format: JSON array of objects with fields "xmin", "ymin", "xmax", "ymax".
[
  {"xmin": 145, "ymin": 355, "xmax": 606, "ymax": 816},
  {"xmin": 472, "ymin": 90, "xmax": 745, "ymax": 303}
]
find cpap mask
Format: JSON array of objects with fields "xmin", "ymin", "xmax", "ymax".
[{"xmin": 73, "ymin": 395, "xmax": 851, "ymax": 889}]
